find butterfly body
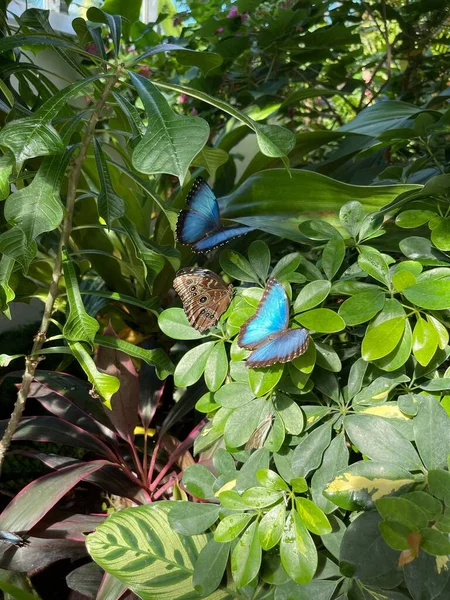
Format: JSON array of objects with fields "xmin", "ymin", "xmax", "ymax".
[
  {"xmin": 176, "ymin": 177, "xmax": 253, "ymax": 252},
  {"xmin": 173, "ymin": 267, "xmax": 233, "ymax": 332},
  {"xmin": 238, "ymin": 278, "xmax": 309, "ymax": 368},
  {"xmin": 0, "ymin": 531, "xmax": 29, "ymax": 547}
]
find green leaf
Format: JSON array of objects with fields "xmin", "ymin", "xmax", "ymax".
[
  {"xmin": 256, "ymin": 469, "xmax": 289, "ymax": 491},
  {"xmin": 69, "ymin": 342, "xmax": 119, "ymax": 406},
  {"xmin": 174, "ymin": 342, "xmax": 215, "ymax": 387},
  {"xmin": 219, "ymin": 169, "xmax": 418, "ymax": 242},
  {"xmin": 345, "ymin": 414, "xmax": 422, "ymax": 471},
  {"xmin": 293, "ymin": 281, "xmax": 331, "ymax": 313},
  {"xmin": 0, "ymin": 149, "xmax": 71, "ymax": 264},
  {"xmin": 420, "ymin": 527, "xmax": 450, "ymax": 556},
  {"xmin": 373, "ymin": 319, "xmax": 413, "ymax": 372},
  {"xmin": 94, "ymin": 334, "xmax": 173, "ymax": 379},
  {"xmin": 101, "ymin": 0, "xmax": 141, "ymax": 37},
  {"xmin": 0, "ymin": 152, "xmax": 13, "ymax": 200},
  {"xmin": 231, "ymin": 521, "xmax": 262, "ymax": 588},
  {"xmin": 217, "ymin": 491, "xmax": 248, "ymax": 510},
  {"xmin": 340, "ymin": 200, "xmax": 366, "ymax": 238},
  {"xmin": 158, "ymin": 308, "xmax": 207, "ymax": 340},
  {"xmin": 403, "ymin": 280, "xmax": 450, "ymax": 310},
  {"xmin": 362, "ymin": 317, "xmax": 406, "ymax": 361},
  {"xmin": 87, "ymin": 502, "xmax": 231, "ymax": 600},
  {"xmin": 0, "ymin": 582, "xmax": 39, "ymax": 600},
  {"xmin": 396, "ymin": 209, "xmax": 437, "ymax": 228},
  {"xmin": 376, "ymin": 497, "xmax": 428, "ymax": 530},
  {"xmin": 412, "ymin": 317, "xmax": 439, "ymax": 366},
  {"xmin": 274, "ymin": 579, "xmax": 338, "ymax": 600},
  {"xmin": 224, "ymin": 398, "xmax": 268, "ymax": 448},
  {"xmin": 214, "ymin": 514, "xmax": 253, "ymax": 543},
  {"xmin": 182, "ymin": 464, "xmax": 216, "ymax": 499},
  {"xmin": 339, "ymin": 100, "xmax": 426, "ymax": 136},
  {"xmin": 248, "ymin": 241, "xmax": 270, "ymax": 282},
  {"xmin": 133, "ymin": 44, "xmax": 223, "ymax": 75},
  {"xmin": 204, "ymin": 342, "xmax": 228, "ymax": 392},
  {"xmin": 311, "ymin": 433, "xmax": 349, "ymax": 513},
  {"xmin": 93, "ymin": 138, "xmax": 125, "ymax": 228},
  {"xmin": 0, "ymin": 255, "xmax": 15, "ymax": 317},
  {"xmin": 378, "ymin": 520, "xmax": 411, "ymax": 550},
  {"xmin": 259, "ymin": 503, "xmax": 286, "ymax": 550},
  {"xmin": 295, "ymin": 497, "xmax": 332, "ymax": 535},
  {"xmin": 215, "ymin": 382, "xmax": 255, "ymax": 408},
  {"xmin": 352, "ymin": 373, "xmax": 409, "ymax": 406},
  {"xmin": 428, "ymin": 470, "xmax": 450, "ymax": 505},
  {"xmin": 130, "ymin": 73, "xmax": 209, "ymax": 183},
  {"xmin": 413, "ymin": 396, "xmax": 450, "ymax": 470},
  {"xmin": 271, "ymin": 252, "xmax": 301, "ymax": 280},
  {"xmin": 154, "ymin": 81, "xmax": 295, "ymax": 158},
  {"xmin": 193, "ymin": 539, "xmax": 230, "ymax": 597},
  {"xmin": 87, "ymin": 7, "xmax": 121, "ymax": 56},
  {"xmin": 339, "ymin": 511, "xmax": 398, "ymax": 580},
  {"xmin": 280, "ymin": 511, "xmax": 317, "ymax": 585},
  {"xmin": 220, "ymin": 250, "xmax": 259, "ymax": 283},
  {"xmin": 295, "ymin": 309, "xmax": 345, "ymax": 333},
  {"xmin": 168, "ymin": 502, "xmax": 220, "ymax": 535},
  {"xmin": 339, "ymin": 290, "xmax": 385, "ymax": 326},
  {"xmin": 242, "ymin": 487, "xmax": 283, "ymax": 508},
  {"xmin": 322, "ymin": 237, "xmax": 345, "ymax": 280},
  {"xmin": 358, "ymin": 247, "xmax": 391, "ymax": 287},
  {"xmin": 191, "ymin": 146, "xmax": 228, "ymax": 177},
  {"xmin": 427, "ymin": 314, "xmax": 449, "ymax": 349},
  {"xmin": 431, "ymin": 217, "xmax": 450, "ymax": 252},
  {"xmin": 392, "ymin": 270, "xmax": 417, "ymax": 292},
  {"xmin": 248, "ymin": 365, "xmax": 284, "ymax": 396},
  {"xmin": 274, "ymin": 393, "xmax": 304, "ymax": 435},
  {"xmin": 292, "ymin": 422, "xmax": 332, "ymax": 478},
  {"xmin": 63, "ymin": 253, "xmax": 99, "ymax": 346}
]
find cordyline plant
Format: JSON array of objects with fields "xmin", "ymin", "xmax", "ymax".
[{"xmin": 1, "ymin": 1, "xmax": 450, "ymax": 600}]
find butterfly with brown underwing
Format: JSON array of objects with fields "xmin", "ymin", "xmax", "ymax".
[{"xmin": 173, "ymin": 267, "xmax": 233, "ymax": 332}]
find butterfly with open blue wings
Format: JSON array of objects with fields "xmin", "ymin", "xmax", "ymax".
[
  {"xmin": 176, "ymin": 177, "xmax": 254, "ymax": 252},
  {"xmin": 238, "ymin": 278, "xmax": 309, "ymax": 368}
]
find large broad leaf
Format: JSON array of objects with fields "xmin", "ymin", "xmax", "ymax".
[
  {"xmin": 154, "ymin": 81, "xmax": 295, "ymax": 159},
  {"xmin": 130, "ymin": 73, "xmax": 209, "ymax": 183},
  {"xmin": 86, "ymin": 502, "xmax": 233, "ymax": 599},
  {"xmin": 0, "ymin": 149, "xmax": 71, "ymax": 266},
  {"xmin": 413, "ymin": 396, "xmax": 450, "ymax": 470},
  {"xmin": 0, "ymin": 75, "xmax": 103, "ymax": 162},
  {"xmin": 219, "ymin": 170, "xmax": 419, "ymax": 242},
  {"xmin": 0, "ymin": 461, "xmax": 108, "ymax": 531},
  {"xmin": 339, "ymin": 101, "xmax": 434, "ymax": 137},
  {"xmin": 133, "ymin": 44, "xmax": 223, "ymax": 75}
]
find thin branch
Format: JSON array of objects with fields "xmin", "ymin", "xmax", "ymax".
[{"xmin": 0, "ymin": 71, "xmax": 121, "ymax": 471}]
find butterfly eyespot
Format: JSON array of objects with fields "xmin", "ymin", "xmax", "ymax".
[
  {"xmin": 199, "ymin": 296, "xmax": 207, "ymax": 303},
  {"xmin": 190, "ymin": 286, "xmax": 196, "ymax": 291},
  {"xmin": 200, "ymin": 308, "xmax": 206, "ymax": 314}
]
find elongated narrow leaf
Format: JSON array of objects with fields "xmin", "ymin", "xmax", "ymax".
[
  {"xmin": 130, "ymin": 73, "xmax": 209, "ymax": 183},
  {"xmin": 231, "ymin": 521, "xmax": 262, "ymax": 588},
  {"xmin": 69, "ymin": 342, "xmax": 119, "ymax": 406},
  {"xmin": 120, "ymin": 216, "xmax": 166, "ymax": 288},
  {"xmin": 0, "ymin": 460, "xmax": 108, "ymax": 531},
  {"xmin": 86, "ymin": 502, "xmax": 232, "ymax": 600},
  {"xmin": 219, "ymin": 170, "xmax": 419, "ymax": 242},
  {"xmin": 93, "ymin": 139, "xmax": 125, "ymax": 228},
  {"xmin": 0, "ymin": 152, "xmax": 14, "ymax": 200},
  {"xmin": 0, "ymin": 254, "xmax": 15, "ymax": 316},
  {"xmin": 63, "ymin": 252, "xmax": 99, "ymax": 345},
  {"xmin": 95, "ymin": 334, "xmax": 173, "ymax": 380}
]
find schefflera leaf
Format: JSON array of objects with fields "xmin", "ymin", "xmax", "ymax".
[
  {"xmin": 87, "ymin": 502, "xmax": 232, "ymax": 600},
  {"xmin": 129, "ymin": 72, "xmax": 209, "ymax": 183},
  {"xmin": 323, "ymin": 461, "xmax": 415, "ymax": 511}
]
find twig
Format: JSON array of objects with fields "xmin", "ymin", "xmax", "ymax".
[{"xmin": 0, "ymin": 71, "xmax": 121, "ymax": 471}]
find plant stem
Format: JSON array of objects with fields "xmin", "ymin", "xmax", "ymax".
[{"xmin": 0, "ymin": 72, "xmax": 120, "ymax": 471}]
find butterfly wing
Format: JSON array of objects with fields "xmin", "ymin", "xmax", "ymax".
[
  {"xmin": 173, "ymin": 268, "xmax": 233, "ymax": 332},
  {"xmin": 238, "ymin": 278, "xmax": 289, "ymax": 349},
  {"xmin": 193, "ymin": 224, "xmax": 254, "ymax": 252},
  {"xmin": 246, "ymin": 328, "xmax": 309, "ymax": 368},
  {"xmin": 176, "ymin": 178, "xmax": 220, "ymax": 245}
]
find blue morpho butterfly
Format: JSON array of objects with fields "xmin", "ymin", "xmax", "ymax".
[
  {"xmin": 238, "ymin": 278, "xmax": 309, "ymax": 368},
  {"xmin": 176, "ymin": 177, "xmax": 254, "ymax": 252},
  {"xmin": 0, "ymin": 531, "xmax": 29, "ymax": 547}
]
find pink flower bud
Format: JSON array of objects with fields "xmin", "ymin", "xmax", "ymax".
[
  {"xmin": 241, "ymin": 12, "xmax": 248, "ymax": 22},
  {"xmin": 215, "ymin": 27, "xmax": 224, "ymax": 34},
  {"xmin": 178, "ymin": 93, "xmax": 189, "ymax": 104},
  {"xmin": 227, "ymin": 5, "xmax": 239, "ymax": 18},
  {"xmin": 138, "ymin": 65, "xmax": 151, "ymax": 78}
]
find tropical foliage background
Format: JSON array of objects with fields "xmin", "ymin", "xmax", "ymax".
[{"xmin": 0, "ymin": 0, "xmax": 450, "ymax": 598}]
